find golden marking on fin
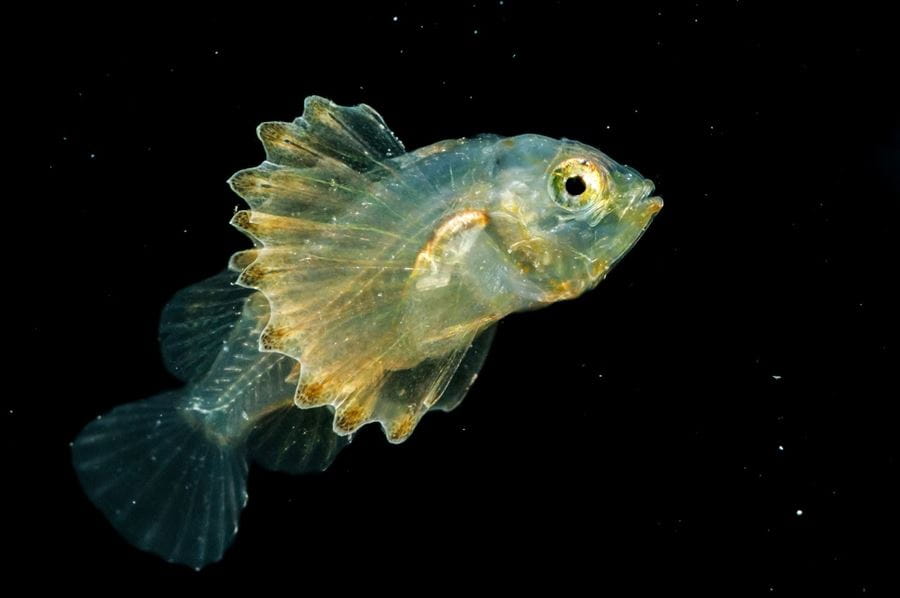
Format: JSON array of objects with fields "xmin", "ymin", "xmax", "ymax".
[
  {"xmin": 230, "ymin": 210, "xmax": 252, "ymax": 232},
  {"xmin": 260, "ymin": 325, "xmax": 290, "ymax": 351},
  {"xmin": 238, "ymin": 263, "xmax": 266, "ymax": 287},
  {"xmin": 295, "ymin": 380, "xmax": 330, "ymax": 406},
  {"xmin": 228, "ymin": 169, "xmax": 269, "ymax": 197},
  {"xmin": 334, "ymin": 399, "xmax": 374, "ymax": 434},
  {"xmin": 388, "ymin": 413, "xmax": 417, "ymax": 443}
]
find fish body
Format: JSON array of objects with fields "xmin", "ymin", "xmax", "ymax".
[{"xmin": 72, "ymin": 97, "xmax": 662, "ymax": 568}]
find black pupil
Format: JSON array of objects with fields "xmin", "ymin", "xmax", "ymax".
[{"xmin": 565, "ymin": 176, "xmax": 587, "ymax": 196}]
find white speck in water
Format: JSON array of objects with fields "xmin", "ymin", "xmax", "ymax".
[
  {"xmin": 131, "ymin": 499, "xmax": 137, "ymax": 505},
  {"xmin": 771, "ymin": 374, "xmax": 782, "ymax": 380},
  {"xmin": 392, "ymin": 16, "xmax": 398, "ymax": 22},
  {"xmin": 796, "ymin": 509, "xmax": 803, "ymax": 516},
  {"xmin": 89, "ymin": 153, "xmax": 96, "ymax": 159},
  {"xmin": 778, "ymin": 445, "xmax": 784, "ymax": 451}
]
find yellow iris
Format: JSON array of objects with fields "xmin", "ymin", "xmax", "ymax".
[{"xmin": 549, "ymin": 158, "xmax": 609, "ymax": 211}]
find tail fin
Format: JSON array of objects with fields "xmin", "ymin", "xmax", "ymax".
[{"xmin": 71, "ymin": 391, "xmax": 248, "ymax": 570}]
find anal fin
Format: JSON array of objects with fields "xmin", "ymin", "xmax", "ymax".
[
  {"xmin": 247, "ymin": 404, "xmax": 350, "ymax": 474},
  {"xmin": 330, "ymin": 325, "xmax": 497, "ymax": 443}
]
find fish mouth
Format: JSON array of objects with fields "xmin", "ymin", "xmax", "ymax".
[
  {"xmin": 637, "ymin": 196, "xmax": 664, "ymax": 227},
  {"xmin": 626, "ymin": 179, "xmax": 662, "ymax": 224},
  {"xmin": 644, "ymin": 195, "xmax": 664, "ymax": 214}
]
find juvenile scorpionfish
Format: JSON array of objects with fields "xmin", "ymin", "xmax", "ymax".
[{"xmin": 72, "ymin": 96, "xmax": 663, "ymax": 568}]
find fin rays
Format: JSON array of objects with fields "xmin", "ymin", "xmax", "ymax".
[{"xmin": 229, "ymin": 96, "xmax": 496, "ymax": 442}]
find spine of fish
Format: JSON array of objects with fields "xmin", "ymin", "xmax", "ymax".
[{"xmin": 71, "ymin": 271, "xmax": 347, "ymax": 569}]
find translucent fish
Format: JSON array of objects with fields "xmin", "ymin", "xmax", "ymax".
[{"xmin": 72, "ymin": 96, "xmax": 662, "ymax": 568}]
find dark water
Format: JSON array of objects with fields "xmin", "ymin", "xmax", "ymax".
[{"xmin": 14, "ymin": 2, "xmax": 897, "ymax": 593}]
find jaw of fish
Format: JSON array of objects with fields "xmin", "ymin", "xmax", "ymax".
[
  {"xmin": 583, "ymin": 179, "xmax": 663, "ymax": 286},
  {"xmin": 620, "ymin": 177, "xmax": 663, "ymax": 229}
]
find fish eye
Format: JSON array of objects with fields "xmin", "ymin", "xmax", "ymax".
[
  {"xmin": 565, "ymin": 176, "xmax": 587, "ymax": 196},
  {"xmin": 549, "ymin": 158, "xmax": 608, "ymax": 211}
]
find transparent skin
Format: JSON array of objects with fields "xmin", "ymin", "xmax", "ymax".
[{"xmin": 72, "ymin": 97, "xmax": 662, "ymax": 569}]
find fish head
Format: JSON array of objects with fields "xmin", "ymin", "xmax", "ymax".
[{"xmin": 490, "ymin": 135, "xmax": 663, "ymax": 303}]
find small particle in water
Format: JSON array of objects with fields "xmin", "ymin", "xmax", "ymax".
[
  {"xmin": 771, "ymin": 374, "xmax": 782, "ymax": 380},
  {"xmin": 392, "ymin": 16, "xmax": 398, "ymax": 22},
  {"xmin": 796, "ymin": 509, "xmax": 803, "ymax": 516},
  {"xmin": 778, "ymin": 445, "xmax": 784, "ymax": 451}
]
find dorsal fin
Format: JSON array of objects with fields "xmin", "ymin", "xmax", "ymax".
[{"xmin": 256, "ymin": 96, "xmax": 405, "ymax": 173}]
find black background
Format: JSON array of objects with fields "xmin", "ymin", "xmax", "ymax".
[{"xmin": 11, "ymin": 2, "xmax": 897, "ymax": 594}]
